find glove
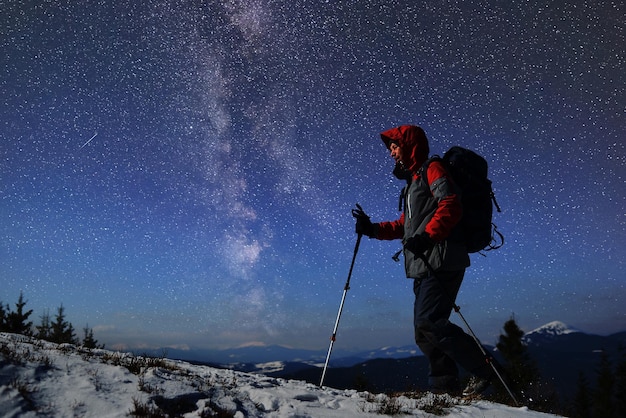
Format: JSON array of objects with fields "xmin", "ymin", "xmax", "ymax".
[
  {"xmin": 404, "ymin": 233, "xmax": 434, "ymax": 255},
  {"xmin": 352, "ymin": 204, "xmax": 378, "ymax": 238}
]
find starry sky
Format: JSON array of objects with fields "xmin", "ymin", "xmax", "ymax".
[{"xmin": 1, "ymin": 0, "xmax": 624, "ymax": 353}]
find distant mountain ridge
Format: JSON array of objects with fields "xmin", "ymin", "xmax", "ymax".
[
  {"xmin": 137, "ymin": 321, "xmax": 626, "ymax": 402},
  {"xmin": 520, "ymin": 321, "xmax": 626, "ymax": 399},
  {"xmin": 139, "ymin": 320, "xmax": 613, "ymax": 366},
  {"xmin": 273, "ymin": 321, "xmax": 626, "ymax": 402},
  {"xmin": 136, "ymin": 343, "xmax": 420, "ymax": 367}
]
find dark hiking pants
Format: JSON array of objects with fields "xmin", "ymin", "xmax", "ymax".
[{"xmin": 413, "ymin": 269, "xmax": 493, "ymax": 387}]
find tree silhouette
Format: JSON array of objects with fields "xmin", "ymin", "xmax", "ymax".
[
  {"xmin": 496, "ymin": 316, "xmax": 540, "ymax": 394},
  {"xmin": 82, "ymin": 324, "xmax": 103, "ymax": 349},
  {"xmin": 0, "ymin": 301, "xmax": 7, "ymax": 331},
  {"xmin": 35, "ymin": 309, "xmax": 52, "ymax": 340},
  {"xmin": 495, "ymin": 316, "xmax": 560, "ymax": 412},
  {"xmin": 570, "ymin": 371, "xmax": 592, "ymax": 418},
  {"xmin": 615, "ymin": 345, "xmax": 626, "ymax": 418},
  {"xmin": 593, "ymin": 351, "xmax": 615, "ymax": 418},
  {"xmin": 2, "ymin": 292, "xmax": 103, "ymax": 348},
  {"xmin": 50, "ymin": 304, "xmax": 78, "ymax": 344},
  {"xmin": 6, "ymin": 291, "xmax": 33, "ymax": 336}
]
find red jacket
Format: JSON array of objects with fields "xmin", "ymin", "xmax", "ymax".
[{"xmin": 377, "ymin": 161, "xmax": 463, "ymax": 242}]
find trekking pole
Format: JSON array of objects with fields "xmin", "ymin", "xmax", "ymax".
[
  {"xmin": 418, "ymin": 254, "xmax": 520, "ymax": 406},
  {"xmin": 319, "ymin": 232, "xmax": 362, "ymax": 387}
]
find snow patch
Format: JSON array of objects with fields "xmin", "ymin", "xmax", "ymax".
[{"xmin": 0, "ymin": 332, "xmax": 563, "ymax": 417}]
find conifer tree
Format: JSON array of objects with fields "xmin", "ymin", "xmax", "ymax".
[
  {"xmin": 615, "ymin": 345, "xmax": 626, "ymax": 418},
  {"xmin": 495, "ymin": 316, "xmax": 561, "ymax": 411},
  {"xmin": 82, "ymin": 324, "xmax": 103, "ymax": 349},
  {"xmin": 592, "ymin": 351, "xmax": 614, "ymax": 418},
  {"xmin": 67, "ymin": 322, "xmax": 78, "ymax": 345},
  {"xmin": 496, "ymin": 316, "xmax": 540, "ymax": 394},
  {"xmin": 0, "ymin": 301, "xmax": 7, "ymax": 331},
  {"xmin": 36, "ymin": 309, "xmax": 52, "ymax": 340},
  {"xmin": 7, "ymin": 291, "xmax": 33, "ymax": 336},
  {"xmin": 50, "ymin": 304, "xmax": 78, "ymax": 344},
  {"xmin": 571, "ymin": 371, "xmax": 592, "ymax": 418}
]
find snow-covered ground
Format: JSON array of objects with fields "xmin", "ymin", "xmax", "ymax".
[{"xmin": 0, "ymin": 333, "xmax": 562, "ymax": 417}]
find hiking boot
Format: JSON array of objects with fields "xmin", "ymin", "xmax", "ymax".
[
  {"xmin": 462, "ymin": 376, "xmax": 491, "ymax": 396},
  {"xmin": 429, "ymin": 375, "xmax": 460, "ymax": 395}
]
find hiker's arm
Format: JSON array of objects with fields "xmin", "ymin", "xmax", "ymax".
[
  {"xmin": 376, "ymin": 213, "xmax": 405, "ymax": 240},
  {"xmin": 425, "ymin": 161, "xmax": 462, "ymax": 242}
]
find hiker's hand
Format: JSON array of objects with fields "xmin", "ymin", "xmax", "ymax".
[
  {"xmin": 352, "ymin": 204, "xmax": 377, "ymax": 238},
  {"xmin": 404, "ymin": 233, "xmax": 434, "ymax": 254},
  {"xmin": 355, "ymin": 215, "xmax": 377, "ymax": 238}
]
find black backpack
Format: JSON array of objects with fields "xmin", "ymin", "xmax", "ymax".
[{"xmin": 423, "ymin": 146, "xmax": 503, "ymax": 253}]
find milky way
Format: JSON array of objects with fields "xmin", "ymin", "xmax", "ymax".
[{"xmin": 1, "ymin": 0, "xmax": 624, "ymax": 351}]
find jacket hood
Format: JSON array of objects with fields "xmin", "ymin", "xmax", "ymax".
[{"xmin": 380, "ymin": 125, "xmax": 430, "ymax": 173}]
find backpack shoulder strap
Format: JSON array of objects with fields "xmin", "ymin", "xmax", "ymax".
[{"xmin": 420, "ymin": 155, "xmax": 442, "ymax": 186}]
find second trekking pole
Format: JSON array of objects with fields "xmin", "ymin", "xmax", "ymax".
[{"xmin": 319, "ymin": 231, "xmax": 362, "ymax": 387}]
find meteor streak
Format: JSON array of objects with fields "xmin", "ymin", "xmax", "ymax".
[{"xmin": 80, "ymin": 132, "xmax": 98, "ymax": 149}]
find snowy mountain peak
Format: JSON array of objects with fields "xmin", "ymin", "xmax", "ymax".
[{"xmin": 525, "ymin": 321, "xmax": 580, "ymax": 339}]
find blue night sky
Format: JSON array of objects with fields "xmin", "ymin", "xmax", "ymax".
[{"xmin": 1, "ymin": 1, "xmax": 624, "ymax": 353}]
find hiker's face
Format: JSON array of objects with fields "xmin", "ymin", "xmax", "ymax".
[{"xmin": 389, "ymin": 142, "xmax": 403, "ymax": 164}]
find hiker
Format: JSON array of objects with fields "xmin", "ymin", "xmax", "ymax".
[{"xmin": 354, "ymin": 125, "xmax": 494, "ymax": 396}]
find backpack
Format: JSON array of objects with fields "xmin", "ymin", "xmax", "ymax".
[{"xmin": 423, "ymin": 146, "xmax": 503, "ymax": 253}]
